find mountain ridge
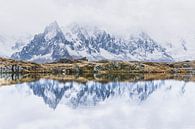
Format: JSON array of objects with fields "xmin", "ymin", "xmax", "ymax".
[{"xmin": 11, "ymin": 21, "xmax": 173, "ymax": 63}]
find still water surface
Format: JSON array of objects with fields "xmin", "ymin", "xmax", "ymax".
[{"xmin": 0, "ymin": 77, "xmax": 195, "ymax": 129}]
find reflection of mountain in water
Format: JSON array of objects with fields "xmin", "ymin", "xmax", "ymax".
[{"xmin": 27, "ymin": 79, "xmax": 166, "ymax": 109}]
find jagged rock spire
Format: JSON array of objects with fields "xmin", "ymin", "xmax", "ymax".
[{"xmin": 44, "ymin": 21, "xmax": 62, "ymax": 41}]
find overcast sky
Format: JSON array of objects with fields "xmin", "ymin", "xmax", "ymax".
[{"xmin": 0, "ymin": 0, "xmax": 195, "ymax": 41}]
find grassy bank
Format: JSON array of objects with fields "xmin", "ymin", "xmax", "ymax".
[{"xmin": 1, "ymin": 57, "xmax": 195, "ymax": 74}]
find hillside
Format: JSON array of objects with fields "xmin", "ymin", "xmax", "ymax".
[{"xmin": 0, "ymin": 57, "xmax": 195, "ymax": 74}]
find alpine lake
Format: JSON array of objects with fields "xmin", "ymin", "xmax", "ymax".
[{"xmin": 0, "ymin": 73, "xmax": 195, "ymax": 129}]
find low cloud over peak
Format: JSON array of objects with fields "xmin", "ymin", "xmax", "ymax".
[{"xmin": 0, "ymin": 0, "xmax": 195, "ymax": 43}]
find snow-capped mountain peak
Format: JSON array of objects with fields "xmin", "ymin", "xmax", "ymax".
[
  {"xmin": 11, "ymin": 22, "xmax": 173, "ymax": 63},
  {"xmin": 44, "ymin": 21, "xmax": 62, "ymax": 41}
]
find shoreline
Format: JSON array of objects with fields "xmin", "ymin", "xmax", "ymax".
[{"xmin": 1, "ymin": 72, "xmax": 195, "ymax": 86}]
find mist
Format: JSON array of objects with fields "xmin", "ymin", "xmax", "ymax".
[{"xmin": 0, "ymin": 0, "xmax": 195, "ymax": 44}]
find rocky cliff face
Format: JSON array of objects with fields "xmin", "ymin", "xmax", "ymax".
[
  {"xmin": 11, "ymin": 22, "xmax": 173, "ymax": 63},
  {"xmin": 12, "ymin": 22, "xmax": 71, "ymax": 63}
]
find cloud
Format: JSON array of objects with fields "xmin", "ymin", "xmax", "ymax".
[{"xmin": 0, "ymin": 0, "xmax": 195, "ymax": 43}]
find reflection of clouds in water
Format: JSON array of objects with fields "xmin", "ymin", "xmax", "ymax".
[{"xmin": 0, "ymin": 80, "xmax": 195, "ymax": 129}]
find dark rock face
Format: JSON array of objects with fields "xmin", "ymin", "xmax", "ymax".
[
  {"xmin": 11, "ymin": 22, "xmax": 173, "ymax": 63},
  {"xmin": 0, "ymin": 65, "xmax": 23, "ymax": 73},
  {"xmin": 11, "ymin": 22, "xmax": 71, "ymax": 62}
]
